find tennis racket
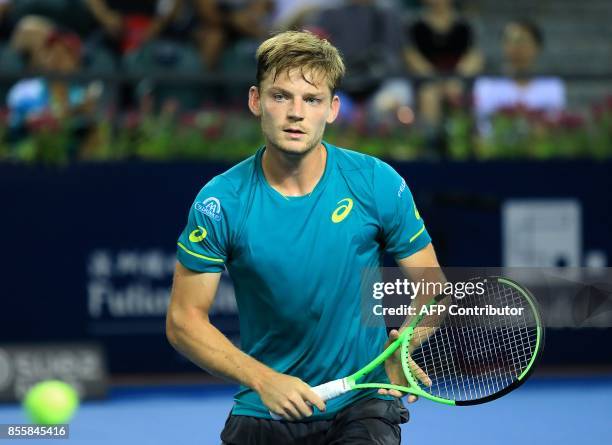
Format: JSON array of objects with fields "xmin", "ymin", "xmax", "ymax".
[{"xmin": 271, "ymin": 276, "xmax": 544, "ymax": 418}]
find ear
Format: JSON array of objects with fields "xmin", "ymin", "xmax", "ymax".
[
  {"xmin": 248, "ymin": 86, "xmax": 262, "ymax": 117},
  {"xmin": 326, "ymin": 94, "xmax": 341, "ymax": 124}
]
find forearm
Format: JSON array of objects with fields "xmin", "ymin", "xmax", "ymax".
[
  {"xmin": 456, "ymin": 49, "xmax": 483, "ymax": 76},
  {"xmin": 397, "ymin": 245, "xmax": 447, "ymax": 329},
  {"xmin": 404, "ymin": 48, "xmax": 435, "ymax": 76},
  {"xmin": 85, "ymin": 0, "xmax": 113, "ymax": 21},
  {"xmin": 166, "ymin": 309, "xmax": 274, "ymax": 392}
]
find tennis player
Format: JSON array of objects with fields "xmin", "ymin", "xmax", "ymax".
[{"xmin": 166, "ymin": 30, "xmax": 441, "ymax": 444}]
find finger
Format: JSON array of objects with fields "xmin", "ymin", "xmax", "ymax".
[
  {"xmin": 290, "ymin": 395, "xmax": 313, "ymax": 419},
  {"xmin": 280, "ymin": 402, "xmax": 301, "ymax": 421},
  {"xmin": 384, "ymin": 329, "xmax": 400, "ymax": 348},
  {"xmin": 409, "ymin": 359, "xmax": 432, "ymax": 387},
  {"xmin": 304, "ymin": 389, "xmax": 326, "ymax": 413},
  {"xmin": 378, "ymin": 388, "xmax": 405, "ymax": 398},
  {"xmin": 407, "ymin": 394, "xmax": 419, "ymax": 403},
  {"xmin": 388, "ymin": 389, "xmax": 404, "ymax": 398}
]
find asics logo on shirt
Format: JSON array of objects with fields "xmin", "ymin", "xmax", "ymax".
[
  {"xmin": 331, "ymin": 198, "xmax": 354, "ymax": 223},
  {"xmin": 189, "ymin": 226, "xmax": 208, "ymax": 242}
]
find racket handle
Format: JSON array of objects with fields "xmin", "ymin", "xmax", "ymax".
[
  {"xmin": 312, "ymin": 378, "xmax": 350, "ymax": 401},
  {"xmin": 269, "ymin": 378, "xmax": 349, "ymax": 420}
]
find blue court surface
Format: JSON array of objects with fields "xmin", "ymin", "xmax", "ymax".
[{"xmin": 1, "ymin": 376, "xmax": 610, "ymax": 444}]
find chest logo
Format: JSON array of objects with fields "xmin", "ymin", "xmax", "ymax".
[
  {"xmin": 189, "ymin": 226, "xmax": 208, "ymax": 242},
  {"xmin": 331, "ymin": 198, "xmax": 354, "ymax": 223}
]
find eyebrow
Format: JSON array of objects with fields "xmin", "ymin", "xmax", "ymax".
[{"xmin": 267, "ymin": 86, "xmax": 325, "ymax": 98}]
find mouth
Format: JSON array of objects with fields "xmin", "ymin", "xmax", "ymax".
[{"xmin": 283, "ymin": 128, "xmax": 306, "ymax": 135}]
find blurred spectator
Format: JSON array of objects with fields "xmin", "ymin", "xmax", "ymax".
[
  {"xmin": 192, "ymin": 0, "xmax": 273, "ymax": 69},
  {"xmin": 157, "ymin": 0, "xmax": 201, "ymax": 41},
  {"xmin": 6, "ymin": 30, "xmax": 103, "ymax": 155},
  {"xmin": 404, "ymin": 0, "xmax": 483, "ymax": 138},
  {"xmin": 271, "ymin": 0, "xmax": 340, "ymax": 31},
  {"xmin": 9, "ymin": 15, "xmax": 55, "ymax": 69},
  {"xmin": 473, "ymin": 19, "xmax": 566, "ymax": 135},
  {"xmin": 0, "ymin": 0, "xmax": 14, "ymax": 40},
  {"xmin": 84, "ymin": 0, "xmax": 181, "ymax": 55},
  {"xmin": 310, "ymin": 0, "xmax": 412, "ymax": 129},
  {"xmin": 313, "ymin": 0, "xmax": 407, "ymax": 99}
]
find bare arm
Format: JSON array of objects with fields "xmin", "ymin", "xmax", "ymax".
[
  {"xmin": 85, "ymin": 0, "xmax": 122, "ymax": 37},
  {"xmin": 398, "ymin": 243, "xmax": 449, "ymax": 341},
  {"xmin": 144, "ymin": 0, "xmax": 183, "ymax": 41},
  {"xmin": 397, "ymin": 243, "xmax": 445, "ymax": 309},
  {"xmin": 378, "ymin": 243, "xmax": 444, "ymax": 398},
  {"xmin": 166, "ymin": 262, "xmax": 324, "ymax": 420},
  {"xmin": 193, "ymin": 0, "xmax": 223, "ymax": 26},
  {"xmin": 404, "ymin": 47, "xmax": 436, "ymax": 76},
  {"xmin": 166, "ymin": 262, "xmax": 269, "ymax": 388},
  {"xmin": 456, "ymin": 48, "xmax": 484, "ymax": 77}
]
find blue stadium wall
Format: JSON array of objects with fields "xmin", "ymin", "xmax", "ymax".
[{"xmin": 1, "ymin": 161, "xmax": 611, "ymax": 374}]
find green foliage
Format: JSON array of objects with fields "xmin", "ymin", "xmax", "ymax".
[{"xmin": 1, "ymin": 99, "xmax": 610, "ymax": 164}]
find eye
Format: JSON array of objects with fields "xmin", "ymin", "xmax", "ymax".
[
  {"xmin": 306, "ymin": 97, "xmax": 322, "ymax": 105},
  {"xmin": 273, "ymin": 93, "xmax": 286, "ymax": 102}
]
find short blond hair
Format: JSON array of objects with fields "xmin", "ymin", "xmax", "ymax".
[{"xmin": 255, "ymin": 30, "xmax": 345, "ymax": 93}]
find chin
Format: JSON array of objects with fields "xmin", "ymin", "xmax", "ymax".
[{"xmin": 272, "ymin": 139, "xmax": 319, "ymax": 156}]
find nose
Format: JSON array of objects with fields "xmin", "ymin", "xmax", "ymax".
[{"xmin": 287, "ymin": 98, "xmax": 304, "ymax": 120}]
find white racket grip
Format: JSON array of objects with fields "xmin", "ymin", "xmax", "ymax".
[
  {"xmin": 269, "ymin": 378, "xmax": 350, "ymax": 420},
  {"xmin": 312, "ymin": 378, "xmax": 350, "ymax": 401}
]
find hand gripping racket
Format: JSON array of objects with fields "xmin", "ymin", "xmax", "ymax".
[{"xmin": 270, "ymin": 277, "xmax": 544, "ymax": 419}]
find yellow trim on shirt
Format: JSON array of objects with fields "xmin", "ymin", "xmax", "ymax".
[
  {"xmin": 177, "ymin": 242, "xmax": 224, "ymax": 263},
  {"xmin": 409, "ymin": 226, "xmax": 426, "ymax": 244}
]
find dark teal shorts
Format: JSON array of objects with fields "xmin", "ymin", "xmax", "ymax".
[{"xmin": 220, "ymin": 397, "xmax": 408, "ymax": 445}]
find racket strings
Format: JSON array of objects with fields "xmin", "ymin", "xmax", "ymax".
[{"xmin": 405, "ymin": 281, "xmax": 538, "ymax": 402}]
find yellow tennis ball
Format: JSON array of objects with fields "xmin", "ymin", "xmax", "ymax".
[{"xmin": 23, "ymin": 380, "xmax": 79, "ymax": 425}]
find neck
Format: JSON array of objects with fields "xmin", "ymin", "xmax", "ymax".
[
  {"xmin": 426, "ymin": 7, "xmax": 454, "ymax": 27},
  {"xmin": 262, "ymin": 142, "xmax": 327, "ymax": 197},
  {"xmin": 506, "ymin": 64, "xmax": 533, "ymax": 83}
]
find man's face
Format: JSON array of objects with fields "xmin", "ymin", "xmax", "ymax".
[
  {"xmin": 503, "ymin": 24, "xmax": 539, "ymax": 72},
  {"xmin": 248, "ymin": 68, "xmax": 340, "ymax": 156}
]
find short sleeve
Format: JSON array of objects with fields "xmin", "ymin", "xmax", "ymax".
[
  {"xmin": 544, "ymin": 78, "xmax": 566, "ymax": 110},
  {"xmin": 176, "ymin": 176, "xmax": 233, "ymax": 273},
  {"xmin": 373, "ymin": 160, "xmax": 431, "ymax": 259}
]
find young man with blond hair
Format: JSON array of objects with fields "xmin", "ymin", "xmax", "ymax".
[{"xmin": 166, "ymin": 30, "xmax": 440, "ymax": 444}]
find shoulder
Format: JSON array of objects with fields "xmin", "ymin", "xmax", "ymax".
[
  {"xmin": 201, "ymin": 152, "xmax": 257, "ymax": 193},
  {"xmin": 7, "ymin": 78, "xmax": 45, "ymax": 105},
  {"xmin": 333, "ymin": 144, "xmax": 379, "ymax": 172},
  {"xmin": 474, "ymin": 76, "xmax": 506, "ymax": 89},
  {"xmin": 531, "ymin": 77, "xmax": 565, "ymax": 92},
  {"xmin": 217, "ymin": 152, "xmax": 258, "ymax": 192},
  {"xmin": 192, "ymin": 152, "xmax": 258, "ymax": 212},
  {"xmin": 331, "ymin": 143, "xmax": 401, "ymax": 187},
  {"xmin": 473, "ymin": 76, "xmax": 513, "ymax": 95}
]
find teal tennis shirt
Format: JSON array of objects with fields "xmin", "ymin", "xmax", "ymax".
[{"xmin": 177, "ymin": 141, "xmax": 431, "ymax": 420}]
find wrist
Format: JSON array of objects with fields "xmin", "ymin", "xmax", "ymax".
[{"xmin": 249, "ymin": 366, "xmax": 277, "ymax": 394}]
